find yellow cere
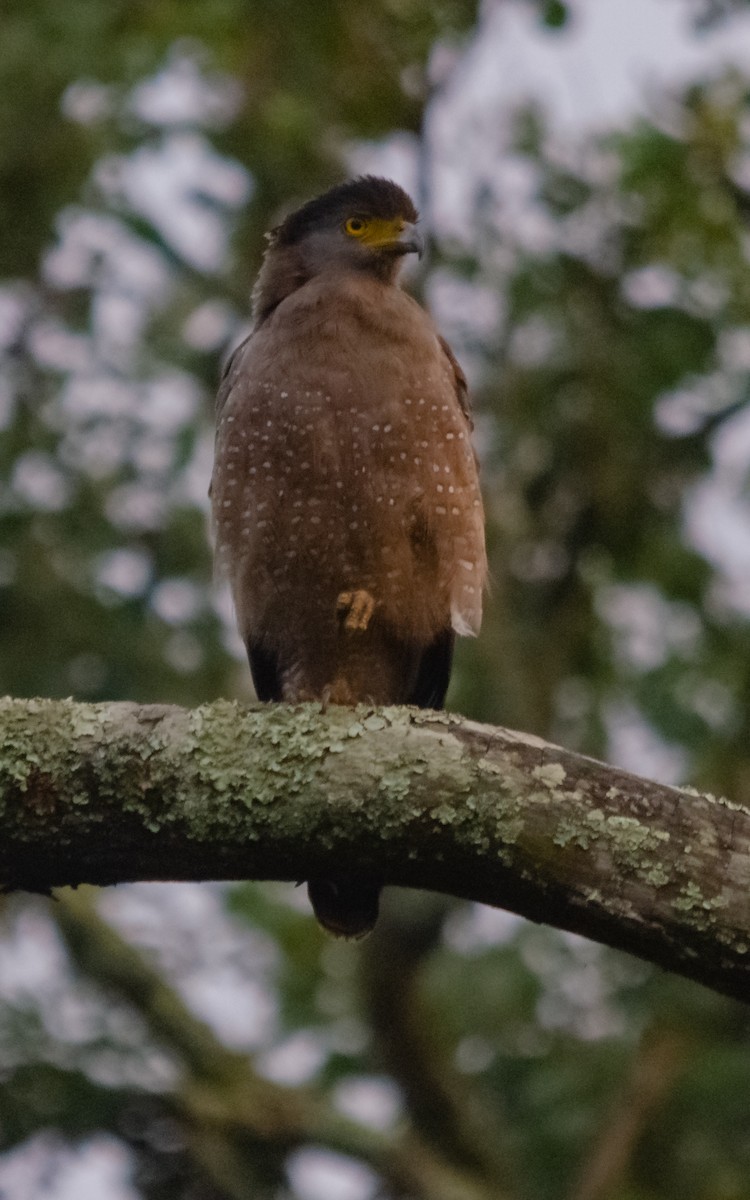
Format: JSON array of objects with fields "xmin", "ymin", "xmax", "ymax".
[{"xmin": 344, "ymin": 215, "xmax": 406, "ymax": 246}]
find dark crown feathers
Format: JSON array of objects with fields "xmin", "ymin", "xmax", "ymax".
[{"xmin": 272, "ymin": 176, "xmax": 419, "ymax": 246}]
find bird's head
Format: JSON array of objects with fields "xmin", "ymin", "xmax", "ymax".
[{"xmin": 253, "ymin": 177, "xmax": 422, "ymax": 322}]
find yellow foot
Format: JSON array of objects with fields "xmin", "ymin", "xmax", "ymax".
[{"xmin": 336, "ymin": 589, "xmax": 376, "ymax": 633}]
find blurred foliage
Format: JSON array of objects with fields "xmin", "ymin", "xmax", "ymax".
[{"xmin": 3, "ymin": 0, "xmax": 750, "ymax": 1198}]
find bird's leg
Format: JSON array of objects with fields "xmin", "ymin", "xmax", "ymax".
[{"xmin": 336, "ymin": 589, "xmax": 377, "ymax": 633}]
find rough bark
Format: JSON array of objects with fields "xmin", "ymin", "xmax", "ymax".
[{"xmin": 1, "ymin": 696, "xmax": 749, "ymax": 1002}]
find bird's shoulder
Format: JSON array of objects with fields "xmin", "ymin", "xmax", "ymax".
[{"xmin": 214, "ymin": 330, "xmax": 254, "ymax": 424}]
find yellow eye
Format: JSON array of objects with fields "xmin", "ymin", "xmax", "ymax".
[{"xmin": 345, "ymin": 216, "xmax": 368, "ymax": 237}]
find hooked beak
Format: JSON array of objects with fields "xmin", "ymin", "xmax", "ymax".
[{"xmin": 396, "ymin": 221, "xmax": 424, "ymax": 258}]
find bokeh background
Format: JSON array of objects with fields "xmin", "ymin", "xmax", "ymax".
[{"xmin": 3, "ymin": 1, "xmax": 750, "ymax": 1196}]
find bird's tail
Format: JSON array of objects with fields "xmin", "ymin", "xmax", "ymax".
[{"xmin": 307, "ymin": 878, "xmax": 380, "ymax": 939}]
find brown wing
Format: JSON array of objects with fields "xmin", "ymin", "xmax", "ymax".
[
  {"xmin": 216, "ymin": 334, "xmax": 253, "ymax": 424},
  {"xmin": 208, "ymin": 335, "xmax": 253, "ymax": 503},
  {"xmin": 438, "ymin": 334, "xmax": 473, "ymax": 428},
  {"xmin": 424, "ymin": 329, "xmax": 486, "ymax": 636}
]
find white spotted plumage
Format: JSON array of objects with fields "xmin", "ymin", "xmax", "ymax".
[{"xmin": 213, "ymin": 272, "xmax": 485, "ymax": 676}]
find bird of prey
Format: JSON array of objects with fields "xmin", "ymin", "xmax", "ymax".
[{"xmin": 212, "ymin": 176, "xmax": 486, "ymax": 938}]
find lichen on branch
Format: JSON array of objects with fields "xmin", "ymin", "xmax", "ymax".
[{"xmin": 0, "ymin": 696, "xmax": 749, "ymax": 1002}]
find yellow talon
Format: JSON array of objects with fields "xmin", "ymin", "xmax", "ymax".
[{"xmin": 336, "ymin": 589, "xmax": 376, "ymax": 632}]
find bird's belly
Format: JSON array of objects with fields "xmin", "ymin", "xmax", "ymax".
[{"xmin": 213, "ymin": 343, "xmax": 479, "ymax": 648}]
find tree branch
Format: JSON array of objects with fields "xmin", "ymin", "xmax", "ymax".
[{"xmin": 1, "ymin": 697, "xmax": 749, "ymax": 1002}]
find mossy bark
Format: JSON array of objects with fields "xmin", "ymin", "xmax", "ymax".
[{"xmin": 1, "ymin": 696, "xmax": 749, "ymax": 1001}]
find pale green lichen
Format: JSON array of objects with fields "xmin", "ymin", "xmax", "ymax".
[
  {"xmin": 643, "ymin": 863, "xmax": 671, "ymax": 887},
  {"xmin": 362, "ymin": 714, "xmax": 387, "ymax": 732},
  {"xmin": 533, "ymin": 762, "xmax": 567, "ymax": 788},
  {"xmin": 672, "ymin": 878, "xmax": 724, "ymax": 912},
  {"xmin": 553, "ymin": 816, "xmax": 593, "ymax": 850},
  {"xmin": 678, "ymin": 785, "xmax": 749, "ymax": 817},
  {"xmin": 433, "ymin": 804, "xmax": 457, "ymax": 825},
  {"xmin": 495, "ymin": 815, "xmax": 524, "ymax": 845},
  {"xmin": 552, "ymin": 808, "xmax": 672, "ymax": 881},
  {"xmin": 1, "ymin": 697, "xmax": 747, "ymax": 993},
  {"xmin": 409, "ymin": 708, "xmax": 463, "ymax": 726},
  {"xmin": 672, "ymin": 882, "xmax": 727, "ymax": 931},
  {"xmin": 713, "ymin": 794, "xmax": 750, "ymax": 815},
  {"xmin": 476, "ymin": 758, "xmax": 505, "ymax": 776},
  {"xmin": 377, "ymin": 768, "xmax": 414, "ymax": 805}
]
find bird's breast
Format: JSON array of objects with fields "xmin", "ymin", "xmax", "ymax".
[{"xmin": 212, "ymin": 276, "xmax": 484, "ymax": 643}]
